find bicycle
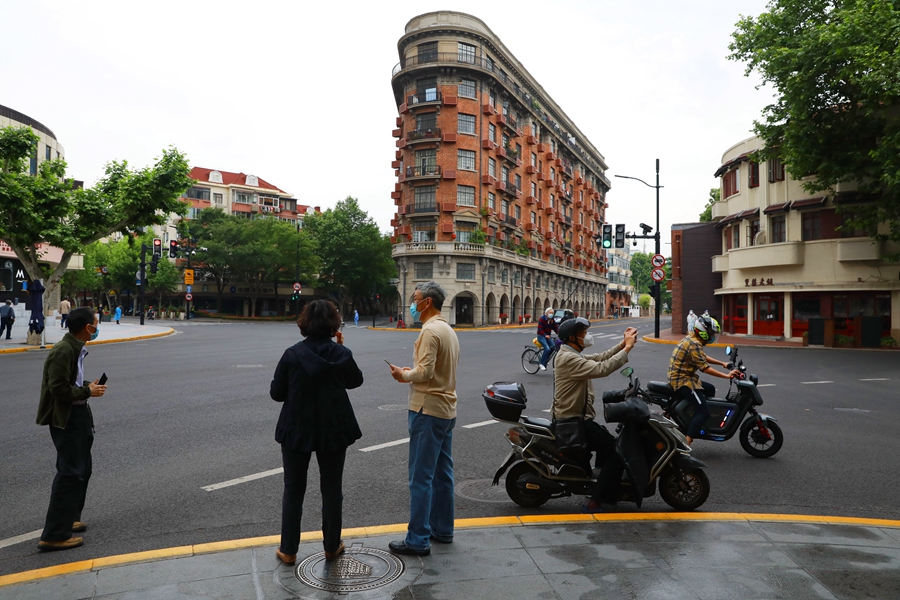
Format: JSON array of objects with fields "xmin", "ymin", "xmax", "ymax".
[{"xmin": 521, "ymin": 337, "xmax": 561, "ymax": 374}]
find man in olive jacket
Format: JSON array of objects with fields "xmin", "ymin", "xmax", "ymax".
[{"xmin": 36, "ymin": 307, "xmax": 107, "ymax": 551}]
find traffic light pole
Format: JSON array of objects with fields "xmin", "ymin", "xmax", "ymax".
[{"xmin": 139, "ymin": 244, "xmax": 147, "ymax": 326}]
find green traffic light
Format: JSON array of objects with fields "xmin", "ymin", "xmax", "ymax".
[{"xmin": 602, "ymin": 240, "xmax": 611, "ymax": 248}]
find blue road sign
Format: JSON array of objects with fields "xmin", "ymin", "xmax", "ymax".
[
  {"xmin": 186, "ymin": 285, "xmax": 192, "ymax": 294},
  {"xmin": 230, "ymin": 286, "xmax": 236, "ymax": 293}
]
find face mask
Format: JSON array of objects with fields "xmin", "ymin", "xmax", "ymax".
[
  {"xmin": 89, "ymin": 326, "xmax": 99, "ymax": 341},
  {"xmin": 581, "ymin": 333, "xmax": 594, "ymax": 348},
  {"xmin": 410, "ymin": 302, "xmax": 421, "ymax": 321}
]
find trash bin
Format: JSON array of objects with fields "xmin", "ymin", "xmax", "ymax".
[
  {"xmin": 807, "ymin": 318, "xmax": 824, "ymax": 345},
  {"xmin": 860, "ymin": 316, "xmax": 882, "ymax": 348}
]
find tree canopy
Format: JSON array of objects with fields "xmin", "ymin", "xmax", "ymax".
[
  {"xmin": 729, "ymin": 0, "xmax": 900, "ymax": 258},
  {"xmin": 699, "ymin": 188, "xmax": 720, "ymax": 222},
  {"xmin": 0, "ymin": 126, "xmax": 193, "ymax": 299}
]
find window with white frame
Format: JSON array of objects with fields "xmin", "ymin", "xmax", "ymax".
[
  {"xmin": 458, "ymin": 149, "xmax": 476, "ymax": 171},
  {"xmin": 455, "ymin": 221, "xmax": 475, "ymax": 242},
  {"xmin": 213, "ymin": 193, "xmax": 223, "ymax": 205},
  {"xmin": 412, "ymin": 219, "xmax": 436, "ymax": 242},
  {"xmin": 458, "ymin": 42, "xmax": 476, "ymax": 64},
  {"xmin": 458, "ymin": 79, "xmax": 476, "ymax": 98},
  {"xmin": 487, "ymin": 192, "xmax": 496, "ymax": 210},
  {"xmin": 488, "ymin": 123, "xmax": 496, "ymax": 143},
  {"xmin": 488, "ymin": 157, "xmax": 496, "ymax": 178},
  {"xmin": 233, "ymin": 190, "xmax": 257, "ymax": 204},
  {"xmin": 458, "ymin": 113, "xmax": 476, "ymax": 135},
  {"xmin": 457, "ymin": 185, "xmax": 476, "ymax": 206}
]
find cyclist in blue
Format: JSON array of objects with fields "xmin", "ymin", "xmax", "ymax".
[{"xmin": 535, "ymin": 308, "xmax": 558, "ymax": 371}]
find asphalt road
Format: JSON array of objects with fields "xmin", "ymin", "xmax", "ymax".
[{"xmin": 2, "ymin": 316, "xmax": 899, "ymax": 576}]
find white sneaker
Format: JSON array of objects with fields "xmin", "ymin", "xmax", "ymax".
[{"xmin": 539, "ymin": 364, "xmax": 547, "ymax": 371}]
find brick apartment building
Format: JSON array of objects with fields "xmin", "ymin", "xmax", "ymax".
[{"xmin": 389, "ymin": 11, "xmax": 612, "ymax": 325}]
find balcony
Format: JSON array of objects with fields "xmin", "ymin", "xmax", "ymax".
[
  {"xmin": 407, "ymin": 90, "xmax": 443, "ymax": 108},
  {"xmin": 728, "ymin": 241, "xmax": 804, "ymax": 269},
  {"xmin": 837, "ymin": 238, "xmax": 882, "ymax": 261},
  {"xmin": 405, "ymin": 164, "xmax": 441, "ymax": 181},
  {"xmin": 500, "ymin": 214, "xmax": 519, "ymax": 228},
  {"xmin": 498, "ymin": 113, "xmax": 520, "ymax": 135},
  {"xmin": 406, "ymin": 128, "xmax": 442, "ymax": 145},
  {"xmin": 408, "ymin": 203, "xmax": 439, "ymax": 215},
  {"xmin": 712, "ymin": 254, "xmax": 729, "ymax": 273},
  {"xmin": 501, "ymin": 146, "xmax": 520, "ymax": 164},
  {"xmin": 498, "ymin": 180, "xmax": 521, "ymax": 198}
]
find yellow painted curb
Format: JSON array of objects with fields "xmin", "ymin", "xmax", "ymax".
[
  {"xmin": 0, "ymin": 329, "xmax": 175, "ymax": 355},
  {"xmin": 641, "ymin": 335, "xmax": 729, "ymax": 348},
  {"xmin": 5, "ymin": 512, "xmax": 900, "ymax": 589}
]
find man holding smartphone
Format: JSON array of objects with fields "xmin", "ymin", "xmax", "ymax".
[{"xmin": 35, "ymin": 307, "xmax": 107, "ymax": 551}]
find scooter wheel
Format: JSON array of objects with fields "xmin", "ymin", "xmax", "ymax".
[
  {"xmin": 739, "ymin": 418, "xmax": 783, "ymax": 458},
  {"xmin": 505, "ymin": 461, "xmax": 551, "ymax": 508},
  {"xmin": 659, "ymin": 468, "xmax": 710, "ymax": 511}
]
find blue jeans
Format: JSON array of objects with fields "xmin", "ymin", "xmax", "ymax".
[
  {"xmin": 537, "ymin": 335, "xmax": 552, "ymax": 366},
  {"xmin": 406, "ymin": 408, "xmax": 455, "ymax": 550}
]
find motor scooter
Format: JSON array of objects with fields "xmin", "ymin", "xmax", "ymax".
[
  {"xmin": 486, "ymin": 367, "xmax": 710, "ymax": 511},
  {"xmin": 645, "ymin": 346, "xmax": 783, "ymax": 458}
]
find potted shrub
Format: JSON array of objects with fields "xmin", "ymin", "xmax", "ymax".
[
  {"xmin": 499, "ymin": 313, "xmax": 508, "ymax": 325},
  {"xmin": 524, "ymin": 314, "xmax": 532, "ymax": 323}
]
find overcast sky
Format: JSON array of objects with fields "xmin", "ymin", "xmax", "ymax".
[{"xmin": 2, "ymin": 0, "xmax": 773, "ymax": 255}]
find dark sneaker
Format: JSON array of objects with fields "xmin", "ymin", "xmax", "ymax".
[
  {"xmin": 38, "ymin": 537, "xmax": 84, "ymax": 552},
  {"xmin": 388, "ymin": 540, "xmax": 430, "ymax": 556}
]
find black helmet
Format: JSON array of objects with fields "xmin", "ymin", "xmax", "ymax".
[{"xmin": 558, "ymin": 316, "xmax": 591, "ymax": 344}]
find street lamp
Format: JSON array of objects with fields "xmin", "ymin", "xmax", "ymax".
[{"xmin": 614, "ymin": 159, "xmax": 663, "ymax": 339}]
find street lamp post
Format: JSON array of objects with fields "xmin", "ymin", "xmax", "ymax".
[{"xmin": 614, "ymin": 159, "xmax": 663, "ymax": 339}]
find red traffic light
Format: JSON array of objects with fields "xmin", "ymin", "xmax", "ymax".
[{"xmin": 152, "ymin": 238, "xmax": 162, "ymax": 257}]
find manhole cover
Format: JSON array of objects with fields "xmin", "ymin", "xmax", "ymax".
[
  {"xmin": 378, "ymin": 404, "xmax": 408, "ymax": 410},
  {"xmin": 455, "ymin": 478, "xmax": 512, "ymax": 503},
  {"xmin": 295, "ymin": 546, "xmax": 404, "ymax": 593}
]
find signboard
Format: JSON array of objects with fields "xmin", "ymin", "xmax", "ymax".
[
  {"xmin": 185, "ymin": 293, "xmax": 193, "ymax": 301},
  {"xmin": 135, "ymin": 269, "xmax": 142, "ymax": 286},
  {"xmin": 186, "ymin": 285, "xmax": 192, "ymax": 294},
  {"xmin": 651, "ymin": 254, "xmax": 666, "ymax": 268},
  {"xmin": 651, "ymin": 267, "xmax": 666, "ymax": 282},
  {"xmin": 293, "ymin": 282, "xmax": 302, "ymax": 291},
  {"xmin": 184, "ymin": 269, "xmax": 194, "ymax": 285}
]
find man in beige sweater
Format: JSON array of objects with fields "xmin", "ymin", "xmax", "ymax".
[{"xmin": 388, "ymin": 281, "xmax": 459, "ymax": 556}]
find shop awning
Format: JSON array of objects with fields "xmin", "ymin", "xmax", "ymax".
[{"xmin": 713, "ymin": 151, "xmax": 755, "ymax": 178}]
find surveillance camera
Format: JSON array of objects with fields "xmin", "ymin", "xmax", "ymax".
[{"xmin": 639, "ymin": 223, "xmax": 653, "ymax": 234}]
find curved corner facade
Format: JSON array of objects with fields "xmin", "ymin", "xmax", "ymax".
[
  {"xmin": 0, "ymin": 104, "xmax": 66, "ymax": 172},
  {"xmin": 390, "ymin": 11, "xmax": 612, "ymax": 326},
  {"xmin": 710, "ymin": 135, "xmax": 900, "ymax": 342}
]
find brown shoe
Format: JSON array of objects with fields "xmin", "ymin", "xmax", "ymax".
[
  {"xmin": 72, "ymin": 521, "xmax": 87, "ymax": 533},
  {"xmin": 324, "ymin": 541, "xmax": 345, "ymax": 560},
  {"xmin": 276, "ymin": 547, "xmax": 296, "ymax": 565},
  {"xmin": 38, "ymin": 537, "xmax": 84, "ymax": 552}
]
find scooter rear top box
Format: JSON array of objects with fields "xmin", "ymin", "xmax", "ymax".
[{"xmin": 484, "ymin": 382, "xmax": 527, "ymax": 422}]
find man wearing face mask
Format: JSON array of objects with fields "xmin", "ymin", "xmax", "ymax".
[
  {"xmin": 552, "ymin": 317, "xmax": 638, "ymax": 512},
  {"xmin": 35, "ymin": 307, "xmax": 107, "ymax": 551},
  {"xmin": 387, "ymin": 281, "xmax": 459, "ymax": 556}
]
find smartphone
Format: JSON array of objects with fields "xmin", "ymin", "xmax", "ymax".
[
  {"xmin": 384, "ymin": 359, "xmax": 392, "ymax": 367},
  {"xmin": 98, "ymin": 373, "xmax": 108, "ymax": 385}
]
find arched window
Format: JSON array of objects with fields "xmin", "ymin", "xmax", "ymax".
[
  {"xmin": 208, "ymin": 170, "xmax": 223, "ymax": 184},
  {"xmin": 245, "ymin": 174, "xmax": 259, "ymax": 187}
]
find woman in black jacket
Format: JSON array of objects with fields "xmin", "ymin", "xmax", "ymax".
[{"xmin": 270, "ymin": 300, "xmax": 363, "ymax": 565}]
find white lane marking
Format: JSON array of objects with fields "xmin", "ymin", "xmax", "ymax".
[
  {"xmin": 757, "ymin": 384, "xmax": 777, "ymax": 387},
  {"xmin": 202, "ymin": 467, "xmax": 283, "ymax": 491},
  {"xmin": 359, "ymin": 438, "xmax": 410, "ymax": 452},
  {"xmin": 800, "ymin": 381, "xmax": 833, "ymax": 385},
  {"xmin": 542, "ymin": 409, "xmax": 552, "ymax": 413},
  {"xmin": 462, "ymin": 420, "xmax": 497, "ymax": 429},
  {"xmin": 860, "ymin": 378, "xmax": 889, "ymax": 381},
  {"xmin": 235, "ymin": 364, "xmax": 265, "ymax": 368},
  {"xmin": 0, "ymin": 529, "xmax": 42, "ymax": 550}
]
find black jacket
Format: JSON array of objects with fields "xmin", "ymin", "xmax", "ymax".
[{"xmin": 270, "ymin": 337, "xmax": 363, "ymax": 452}]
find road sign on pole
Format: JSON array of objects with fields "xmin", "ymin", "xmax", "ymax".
[
  {"xmin": 651, "ymin": 267, "xmax": 665, "ymax": 282},
  {"xmin": 184, "ymin": 269, "xmax": 194, "ymax": 285},
  {"xmin": 185, "ymin": 293, "xmax": 193, "ymax": 301},
  {"xmin": 186, "ymin": 285, "xmax": 192, "ymax": 294},
  {"xmin": 293, "ymin": 282, "xmax": 301, "ymax": 291},
  {"xmin": 651, "ymin": 254, "xmax": 666, "ymax": 268}
]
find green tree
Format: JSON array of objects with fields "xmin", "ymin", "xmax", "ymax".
[
  {"xmin": 638, "ymin": 294, "xmax": 652, "ymax": 309},
  {"xmin": 629, "ymin": 252, "xmax": 652, "ymax": 295},
  {"xmin": 303, "ymin": 197, "xmax": 396, "ymax": 313},
  {"xmin": 0, "ymin": 126, "xmax": 193, "ymax": 304},
  {"xmin": 729, "ymin": 0, "xmax": 900, "ymax": 258},
  {"xmin": 699, "ymin": 188, "xmax": 720, "ymax": 222},
  {"xmin": 177, "ymin": 209, "xmax": 237, "ymax": 312},
  {"xmin": 146, "ymin": 256, "xmax": 180, "ymax": 310}
]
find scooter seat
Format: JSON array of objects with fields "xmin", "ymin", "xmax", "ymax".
[
  {"xmin": 647, "ymin": 381, "xmax": 675, "ymax": 396},
  {"xmin": 521, "ymin": 416, "xmax": 552, "ymax": 427}
]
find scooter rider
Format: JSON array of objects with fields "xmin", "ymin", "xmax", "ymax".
[
  {"xmin": 667, "ymin": 315, "xmax": 741, "ymax": 447},
  {"xmin": 535, "ymin": 308, "xmax": 558, "ymax": 371},
  {"xmin": 552, "ymin": 317, "xmax": 638, "ymax": 512}
]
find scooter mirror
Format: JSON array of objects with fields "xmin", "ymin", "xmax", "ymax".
[
  {"xmin": 620, "ymin": 367, "xmax": 633, "ymax": 378},
  {"xmin": 725, "ymin": 346, "xmax": 732, "ymax": 356}
]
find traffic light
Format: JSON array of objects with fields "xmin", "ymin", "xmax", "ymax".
[
  {"xmin": 150, "ymin": 255, "xmax": 159, "ymax": 274},
  {"xmin": 152, "ymin": 238, "xmax": 162, "ymax": 257},
  {"xmin": 615, "ymin": 224, "xmax": 626, "ymax": 248},
  {"xmin": 601, "ymin": 224, "xmax": 612, "ymax": 248},
  {"xmin": 169, "ymin": 240, "xmax": 179, "ymax": 258},
  {"xmin": 290, "ymin": 292, "xmax": 300, "ymax": 301}
]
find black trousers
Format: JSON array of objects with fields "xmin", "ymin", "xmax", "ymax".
[
  {"xmin": 584, "ymin": 419, "xmax": 624, "ymax": 504},
  {"xmin": 1, "ymin": 318, "xmax": 12, "ymax": 339},
  {"xmin": 675, "ymin": 386, "xmax": 711, "ymax": 439},
  {"xmin": 41, "ymin": 405, "xmax": 93, "ymax": 542},
  {"xmin": 280, "ymin": 445, "xmax": 346, "ymax": 555}
]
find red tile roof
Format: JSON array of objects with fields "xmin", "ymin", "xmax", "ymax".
[
  {"xmin": 790, "ymin": 196, "xmax": 827, "ymax": 209},
  {"xmin": 189, "ymin": 167, "xmax": 287, "ymax": 194}
]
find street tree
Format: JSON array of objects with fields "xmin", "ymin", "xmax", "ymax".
[
  {"xmin": 177, "ymin": 209, "xmax": 237, "ymax": 312},
  {"xmin": 729, "ymin": 0, "xmax": 900, "ymax": 258},
  {"xmin": 303, "ymin": 197, "xmax": 396, "ymax": 313},
  {"xmin": 0, "ymin": 126, "xmax": 194, "ymax": 305},
  {"xmin": 629, "ymin": 252, "xmax": 652, "ymax": 295},
  {"xmin": 146, "ymin": 256, "xmax": 180, "ymax": 312},
  {"xmin": 699, "ymin": 188, "xmax": 720, "ymax": 222}
]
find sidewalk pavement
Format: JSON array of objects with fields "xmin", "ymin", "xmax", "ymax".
[
  {"xmin": 643, "ymin": 327, "xmax": 805, "ymax": 349},
  {"xmin": 1, "ymin": 513, "xmax": 898, "ymax": 599},
  {"xmin": 0, "ymin": 318, "xmax": 174, "ymax": 354}
]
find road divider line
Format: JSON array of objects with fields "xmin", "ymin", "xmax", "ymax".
[
  {"xmin": 800, "ymin": 381, "xmax": 833, "ymax": 385},
  {"xmin": 0, "ymin": 529, "xmax": 41, "ymax": 550},
  {"xmin": 860, "ymin": 378, "xmax": 888, "ymax": 381},
  {"xmin": 202, "ymin": 468, "xmax": 283, "ymax": 492},
  {"xmin": 756, "ymin": 384, "xmax": 777, "ymax": 387},
  {"xmin": 359, "ymin": 438, "xmax": 410, "ymax": 452},
  {"xmin": 462, "ymin": 420, "xmax": 497, "ymax": 429}
]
